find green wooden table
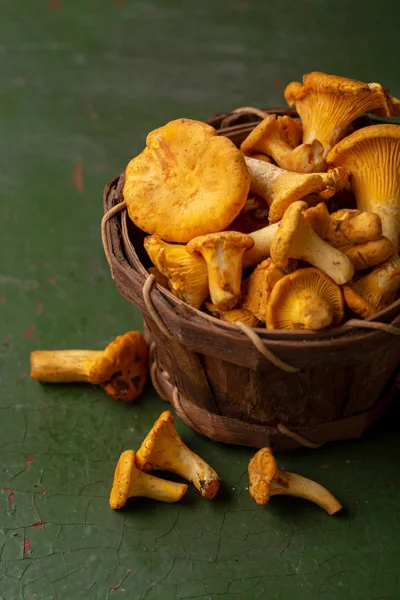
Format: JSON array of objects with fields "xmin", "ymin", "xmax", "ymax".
[{"xmin": 1, "ymin": 1, "xmax": 399, "ymax": 598}]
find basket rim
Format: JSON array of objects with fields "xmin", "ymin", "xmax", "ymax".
[{"xmin": 102, "ymin": 106, "xmax": 400, "ymax": 349}]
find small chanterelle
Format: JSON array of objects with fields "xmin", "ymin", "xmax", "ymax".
[
  {"xmin": 109, "ymin": 411, "xmax": 220, "ymax": 510},
  {"xmin": 123, "ymin": 71, "xmax": 400, "ymax": 330}
]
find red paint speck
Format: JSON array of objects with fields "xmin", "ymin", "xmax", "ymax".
[
  {"xmin": 320, "ymin": 463, "xmax": 332, "ymax": 469},
  {"xmin": 24, "ymin": 538, "xmax": 32, "ymax": 555},
  {"xmin": 36, "ymin": 302, "xmax": 43, "ymax": 316},
  {"xmin": 29, "ymin": 522, "xmax": 43, "ymax": 529},
  {"xmin": 109, "ymin": 588, "xmax": 118, "ymax": 592},
  {"xmin": 130, "ymin": 427, "xmax": 135, "ymax": 432},
  {"xmin": 1, "ymin": 296, "xmax": 6, "ymax": 305},
  {"xmin": 22, "ymin": 325, "xmax": 34, "ymax": 338},
  {"xmin": 49, "ymin": 275, "xmax": 58, "ymax": 283},
  {"xmin": 48, "ymin": 0, "xmax": 61, "ymax": 12},
  {"xmin": 2, "ymin": 488, "xmax": 15, "ymax": 503},
  {"xmin": 126, "ymin": 568, "xmax": 132, "ymax": 573},
  {"xmin": 272, "ymin": 78, "xmax": 284, "ymax": 88},
  {"xmin": 41, "ymin": 490, "xmax": 47, "ymax": 495},
  {"xmin": 25, "ymin": 456, "xmax": 34, "ymax": 470},
  {"xmin": 73, "ymin": 162, "xmax": 83, "ymax": 191}
]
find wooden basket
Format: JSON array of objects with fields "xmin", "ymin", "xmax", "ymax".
[{"xmin": 102, "ymin": 107, "xmax": 400, "ymax": 451}]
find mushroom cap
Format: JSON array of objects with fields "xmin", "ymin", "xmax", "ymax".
[
  {"xmin": 266, "ymin": 268, "xmax": 344, "ymax": 330},
  {"xmin": 304, "ymin": 202, "xmax": 331, "ymax": 239},
  {"xmin": 186, "ymin": 231, "xmax": 254, "ymax": 255},
  {"xmin": 135, "ymin": 410, "xmax": 178, "ymax": 472},
  {"xmin": 342, "ymin": 285, "xmax": 377, "ymax": 318},
  {"xmin": 327, "ymin": 124, "xmax": 400, "ymax": 247},
  {"xmin": 286, "ymin": 72, "xmax": 390, "ymax": 109},
  {"xmin": 144, "ymin": 235, "xmax": 209, "ymax": 309},
  {"xmin": 248, "ymin": 447, "xmax": 278, "ymax": 505},
  {"xmin": 241, "ymin": 114, "xmax": 302, "ymax": 156},
  {"xmin": 242, "ymin": 259, "xmax": 285, "ymax": 321},
  {"xmin": 350, "ymin": 255, "xmax": 400, "ymax": 310},
  {"xmin": 89, "ymin": 331, "xmax": 148, "ymax": 402},
  {"xmin": 109, "ymin": 450, "xmax": 135, "ymax": 509},
  {"xmin": 123, "ymin": 118, "xmax": 250, "ymax": 243},
  {"xmin": 270, "ymin": 201, "xmax": 307, "ymax": 267},
  {"xmin": 327, "ymin": 123, "xmax": 400, "ymax": 164},
  {"xmin": 344, "ymin": 237, "xmax": 396, "ymax": 270},
  {"xmin": 205, "ymin": 302, "xmax": 260, "ymax": 327}
]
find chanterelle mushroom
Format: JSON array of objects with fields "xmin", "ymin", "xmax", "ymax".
[
  {"xmin": 327, "ymin": 124, "xmax": 400, "ymax": 248},
  {"xmin": 109, "ymin": 450, "xmax": 187, "ymax": 509},
  {"xmin": 270, "ymin": 201, "xmax": 354, "ymax": 285},
  {"xmin": 305, "ymin": 203, "xmax": 382, "ymax": 247},
  {"xmin": 240, "ymin": 114, "xmax": 324, "ymax": 173},
  {"xmin": 144, "ymin": 235, "xmax": 209, "ymax": 309},
  {"xmin": 242, "ymin": 259, "xmax": 285, "ymax": 321},
  {"xmin": 245, "ymin": 157, "xmax": 348, "ymax": 223},
  {"xmin": 285, "ymin": 72, "xmax": 395, "ymax": 157},
  {"xmin": 248, "ymin": 447, "xmax": 342, "ymax": 515},
  {"xmin": 343, "ymin": 254, "xmax": 400, "ymax": 316},
  {"xmin": 342, "ymin": 237, "xmax": 395, "ymax": 270},
  {"xmin": 30, "ymin": 332, "xmax": 148, "ymax": 402},
  {"xmin": 266, "ymin": 268, "xmax": 344, "ymax": 330},
  {"xmin": 135, "ymin": 411, "xmax": 220, "ymax": 499},
  {"xmin": 206, "ymin": 303, "xmax": 260, "ymax": 328},
  {"xmin": 186, "ymin": 231, "xmax": 254, "ymax": 310},
  {"xmin": 123, "ymin": 118, "xmax": 250, "ymax": 243}
]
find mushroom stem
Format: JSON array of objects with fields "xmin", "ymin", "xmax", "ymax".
[
  {"xmin": 242, "ymin": 223, "xmax": 280, "ymax": 268},
  {"xmin": 248, "ymin": 447, "xmax": 342, "ymax": 515},
  {"xmin": 110, "ymin": 450, "xmax": 187, "ymax": 509},
  {"xmin": 270, "ymin": 471, "xmax": 343, "ymax": 515},
  {"xmin": 129, "ymin": 469, "xmax": 187, "ymax": 503},
  {"xmin": 271, "ymin": 201, "xmax": 354, "ymax": 285},
  {"xmin": 30, "ymin": 350, "xmax": 102, "ymax": 383},
  {"xmin": 135, "ymin": 411, "xmax": 220, "ymax": 499},
  {"xmin": 186, "ymin": 232, "xmax": 254, "ymax": 310},
  {"xmin": 245, "ymin": 157, "xmax": 347, "ymax": 223},
  {"xmin": 289, "ymin": 291, "xmax": 333, "ymax": 330}
]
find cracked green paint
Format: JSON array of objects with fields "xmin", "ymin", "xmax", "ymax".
[{"xmin": 1, "ymin": 0, "xmax": 400, "ymax": 598}]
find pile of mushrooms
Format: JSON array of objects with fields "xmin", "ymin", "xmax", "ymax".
[{"xmin": 124, "ymin": 72, "xmax": 400, "ymax": 331}]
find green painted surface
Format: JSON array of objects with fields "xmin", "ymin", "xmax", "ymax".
[{"xmin": 1, "ymin": 0, "xmax": 399, "ymax": 598}]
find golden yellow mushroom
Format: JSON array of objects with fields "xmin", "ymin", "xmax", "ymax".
[
  {"xmin": 342, "ymin": 285, "xmax": 377, "ymax": 319},
  {"xmin": 266, "ymin": 268, "xmax": 344, "ymax": 331},
  {"xmin": 242, "ymin": 222, "xmax": 280, "ymax": 267},
  {"xmin": 135, "ymin": 411, "xmax": 220, "ymax": 499},
  {"xmin": 109, "ymin": 450, "xmax": 187, "ymax": 509},
  {"xmin": 270, "ymin": 201, "xmax": 354, "ymax": 285},
  {"xmin": 205, "ymin": 303, "xmax": 260, "ymax": 327},
  {"xmin": 327, "ymin": 124, "xmax": 400, "ymax": 249},
  {"xmin": 30, "ymin": 332, "xmax": 148, "ymax": 402},
  {"xmin": 285, "ymin": 72, "xmax": 396, "ymax": 157},
  {"xmin": 241, "ymin": 114, "xmax": 324, "ymax": 173},
  {"xmin": 123, "ymin": 118, "xmax": 250, "ymax": 243},
  {"xmin": 342, "ymin": 237, "xmax": 395, "ymax": 270},
  {"xmin": 242, "ymin": 259, "xmax": 285, "ymax": 321},
  {"xmin": 186, "ymin": 231, "xmax": 254, "ymax": 310},
  {"xmin": 305, "ymin": 203, "xmax": 382, "ymax": 247},
  {"xmin": 244, "ymin": 156, "xmax": 348, "ymax": 223},
  {"xmin": 147, "ymin": 266, "xmax": 169, "ymax": 289},
  {"xmin": 343, "ymin": 255, "xmax": 400, "ymax": 315},
  {"xmin": 144, "ymin": 235, "xmax": 209, "ymax": 309},
  {"xmin": 248, "ymin": 447, "xmax": 342, "ymax": 515}
]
